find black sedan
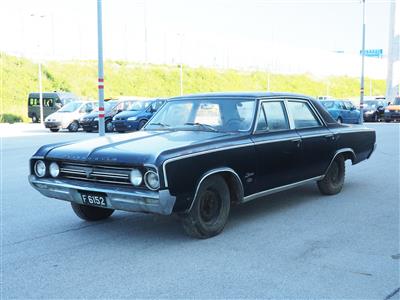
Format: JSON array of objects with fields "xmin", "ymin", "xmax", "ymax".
[
  {"xmin": 363, "ymin": 100, "xmax": 386, "ymax": 122},
  {"xmin": 29, "ymin": 92, "xmax": 376, "ymax": 238},
  {"xmin": 79, "ymin": 99, "xmax": 137, "ymax": 132}
]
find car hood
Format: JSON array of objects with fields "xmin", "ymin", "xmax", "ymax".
[
  {"xmin": 46, "ymin": 111, "xmax": 77, "ymax": 121},
  {"xmin": 387, "ymin": 105, "xmax": 400, "ymax": 111},
  {"xmin": 43, "ymin": 130, "xmax": 247, "ymax": 166}
]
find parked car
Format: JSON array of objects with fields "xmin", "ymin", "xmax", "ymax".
[
  {"xmin": 362, "ymin": 99, "xmax": 386, "ymax": 122},
  {"xmin": 44, "ymin": 101, "xmax": 97, "ymax": 132},
  {"xmin": 112, "ymin": 99, "xmax": 165, "ymax": 133},
  {"xmin": 320, "ymin": 99, "xmax": 361, "ymax": 124},
  {"xmin": 384, "ymin": 97, "xmax": 400, "ymax": 122},
  {"xmin": 29, "ymin": 92, "xmax": 376, "ymax": 238},
  {"xmin": 79, "ymin": 99, "xmax": 140, "ymax": 132},
  {"xmin": 28, "ymin": 91, "xmax": 79, "ymax": 123}
]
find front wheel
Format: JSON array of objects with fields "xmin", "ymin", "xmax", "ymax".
[
  {"xmin": 68, "ymin": 121, "xmax": 79, "ymax": 132},
  {"xmin": 337, "ymin": 117, "xmax": 343, "ymax": 124},
  {"xmin": 105, "ymin": 120, "xmax": 114, "ymax": 132},
  {"xmin": 317, "ymin": 155, "xmax": 345, "ymax": 195},
  {"xmin": 138, "ymin": 119, "xmax": 148, "ymax": 129},
  {"xmin": 71, "ymin": 203, "xmax": 114, "ymax": 221},
  {"xmin": 50, "ymin": 128, "xmax": 59, "ymax": 132},
  {"xmin": 180, "ymin": 175, "xmax": 230, "ymax": 239}
]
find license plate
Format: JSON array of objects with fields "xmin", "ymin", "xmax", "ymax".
[{"xmin": 80, "ymin": 191, "xmax": 108, "ymax": 208}]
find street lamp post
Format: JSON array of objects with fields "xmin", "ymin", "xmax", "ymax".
[
  {"xmin": 97, "ymin": 0, "xmax": 105, "ymax": 136},
  {"xmin": 359, "ymin": 0, "xmax": 366, "ymax": 124},
  {"xmin": 30, "ymin": 14, "xmax": 45, "ymax": 124}
]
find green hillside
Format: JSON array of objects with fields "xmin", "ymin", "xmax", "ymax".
[{"xmin": 0, "ymin": 52, "xmax": 386, "ymax": 123}]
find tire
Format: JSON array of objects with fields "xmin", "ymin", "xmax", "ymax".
[
  {"xmin": 138, "ymin": 119, "xmax": 148, "ymax": 129},
  {"xmin": 50, "ymin": 128, "xmax": 59, "ymax": 132},
  {"xmin": 85, "ymin": 129, "xmax": 93, "ymax": 133},
  {"xmin": 385, "ymin": 119, "xmax": 392, "ymax": 123},
  {"xmin": 105, "ymin": 120, "xmax": 114, "ymax": 132},
  {"xmin": 31, "ymin": 115, "xmax": 38, "ymax": 123},
  {"xmin": 337, "ymin": 117, "xmax": 343, "ymax": 124},
  {"xmin": 373, "ymin": 113, "xmax": 378, "ymax": 122},
  {"xmin": 71, "ymin": 203, "xmax": 114, "ymax": 221},
  {"xmin": 68, "ymin": 121, "xmax": 79, "ymax": 132},
  {"xmin": 117, "ymin": 130, "xmax": 125, "ymax": 133},
  {"xmin": 180, "ymin": 175, "xmax": 230, "ymax": 239},
  {"xmin": 317, "ymin": 155, "xmax": 345, "ymax": 195}
]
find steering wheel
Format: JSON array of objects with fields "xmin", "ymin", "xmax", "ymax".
[{"xmin": 225, "ymin": 118, "xmax": 243, "ymax": 130}]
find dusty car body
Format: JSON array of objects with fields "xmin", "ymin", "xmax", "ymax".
[{"xmin": 29, "ymin": 92, "xmax": 376, "ymax": 238}]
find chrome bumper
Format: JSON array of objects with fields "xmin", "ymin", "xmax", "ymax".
[{"xmin": 28, "ymin": 175, "xmax": 176, "ymax": 215}]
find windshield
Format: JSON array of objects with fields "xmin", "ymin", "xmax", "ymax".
[
  {"xmin": 128, "ymin": 100, "xmax": 151, "ymax": 111},
  {"xmin": 393, "ymin": 98, "xmax": 400, "ymax": 105},
  {"xmin": 145, "ymin": 98, "xmax": 256, "ymax": 132},
  {"xmin": 364, "ymin": 101, "xmax": 379, "ymax": 108},
  {"xmin": 321, "ymin": 101, "xmax": 336, "ymax": 109},
  {"xmin": 91, "ymin": 102, "xmax": 112, "ymax": 112},
  {"xmin": 58, "ymin": 102, "xmax": 82, "ymax": 112}
]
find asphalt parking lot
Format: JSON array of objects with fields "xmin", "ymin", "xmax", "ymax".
[{"xmin": 1, "ymin": 123, "xmax": 399, "ymax": 299}]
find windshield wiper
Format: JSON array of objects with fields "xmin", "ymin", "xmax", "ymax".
[
  {"xmin": 147, "ymin": 122, "xmax": 170, "ymax": 127},
  {"xmin": 184, "ymin": 122, "xmax": 218, "ymax": 132}
]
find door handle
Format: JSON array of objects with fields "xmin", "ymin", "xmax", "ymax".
[
  {"xmin": 292, "ymin": 138, "xmax": 302, "ymax": 147},
  {"xmin": 324, "ymin": 134, "xmax": 335, "ymax": 141}
]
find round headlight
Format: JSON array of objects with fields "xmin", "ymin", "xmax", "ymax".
[
  {"xmin": 144, "ymin": 170, "xmax": 160, "ymax": 190},
  {"xmin": 34, "ymin": 160, "xmax": 46, "ymax": 177},
  {"xmin": 130, "ymin": 169, "xmax": 143, "ymax": 186},
  {"xmin": 49, "ymin": 162, "xmax": 60, "ymax": 177}
]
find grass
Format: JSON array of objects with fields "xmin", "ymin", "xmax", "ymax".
[{"xmin": 0, "ymin": 52, "xmax": 386, "ymax": 123}]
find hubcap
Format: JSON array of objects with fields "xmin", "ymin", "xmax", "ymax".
[{"xmin": 199, "ymin": 189, "xmax": 221, "ymax": 224}]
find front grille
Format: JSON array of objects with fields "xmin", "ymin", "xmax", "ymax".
[{"xmin": 59, "ymin": 162, "xmax": 132, "ymax": 185}]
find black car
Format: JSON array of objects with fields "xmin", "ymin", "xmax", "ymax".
[
  {"xmin": 79, "ymin": 100, "xmax": 135, "ymax": 132},
  {"xmin": 29, "ymin": 92, "xmax": 376, "ymax": 238},
  {"xmin": 363, "ymin": 100, "xmax": 386, "ymax": 122},
  {"xmin": 112, "ymin": 99, "xmax": 165, "ymax": 133}
]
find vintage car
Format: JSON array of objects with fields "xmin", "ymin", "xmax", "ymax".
[{"xmin": 29, "ymin": 92, "xmax": 376, "ymax": 238}]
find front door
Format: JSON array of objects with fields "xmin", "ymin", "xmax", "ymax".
[{"xmin": 250, "ymin": 100, "xmax": 303, "ymax": 193}]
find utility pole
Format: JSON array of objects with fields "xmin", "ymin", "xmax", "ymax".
[
  {"xmin": 97, "ymin": 0, "xmax": 105, "ymax": 136},
  {"xmin": 386, "ymin": 0, "xmax": 400, "ymax": 103},
  {"xmin": 359, "ymin": 0, "xmax": 366, "ymax": 124}
]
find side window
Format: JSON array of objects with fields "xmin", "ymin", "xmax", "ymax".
[
  {"xmin": 262, "ymin": 102, "xmax": 289, "ymax": 131},
  {"xmin": 288, "ymin": 101, "xmax": 321, "ymax": 129},
  {"xmin": 44, "ymin": 98, "xmax": 54, "ymax": 107}
]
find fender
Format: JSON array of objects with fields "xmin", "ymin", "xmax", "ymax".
[{"xmin": 186, "ymin": 167, "xmax": 244, "ymax": 213}]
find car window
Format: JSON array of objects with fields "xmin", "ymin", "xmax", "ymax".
[
  {"xmin": 288, "ymin": 101, "xmax": 321, "ymax": 129},
  {"xmin": 195, "ymin": 103, "xmax": 222, "ymax": 126},
  {"xmin": 256, "ymin": 101, "xmax": 289, "ymax": 132}
]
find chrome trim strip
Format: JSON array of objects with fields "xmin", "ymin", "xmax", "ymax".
[
  {"xmin": 187, "ymin": 167, "xmax": 244, "ymax": 213},
  {"xmin": 162, "ymin": 142, "xmax": 253, "ymax": 187},
  {"xmin": 243, "ymin": 175, "xmax": 324, "ymax": 202},
  {"xmin": 253, "ymin": 137, "xmax": 301, "ymax": 146}
]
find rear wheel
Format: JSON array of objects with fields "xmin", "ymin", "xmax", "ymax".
[
  {"xmin": 180, "ymin": 175, "xmax": 230, "ymax": 239},
  {"xmin": 117, "ymin": 130, "xmax": 125, "ymax": 133},
  {"xmin": 71, "ymin": 203, "xmax": 114, "ymax": 221},
  {"xmin": 31, "ymin": 115, "xmax": 38, "ymax": 123},
  {"xmin": 68, "ymin": 121, "xmax": 79, "ymax": 132},
  {"xmin": 317, "ymin": 155, "xmax": 345, "ymax": 195},
  {"xmin": 50, "ymin": 128, "xmax": 59, "ymax": 132}
]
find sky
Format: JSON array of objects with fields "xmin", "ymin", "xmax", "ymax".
[{"xmin": 0, "ymin": 0, "xmax": 396, "ymax": 74}]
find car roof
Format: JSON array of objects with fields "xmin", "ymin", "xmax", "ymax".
[{"xmin": 167, "ymin": 91, "xmax": 312, "ymax": 101}]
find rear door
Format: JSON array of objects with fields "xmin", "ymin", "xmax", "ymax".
[{"xmin": 286, "ymin": 99, "xmax": 336, "ymax": 179}]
